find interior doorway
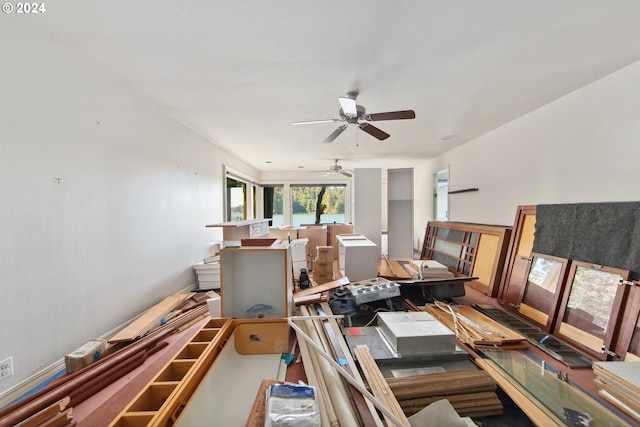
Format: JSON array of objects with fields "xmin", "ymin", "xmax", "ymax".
[{"xmin": 434, "ymin": 168, "xmax": 449, "ymax": 221}]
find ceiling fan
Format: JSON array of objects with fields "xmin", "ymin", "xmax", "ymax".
[
  {"xmin": 292, "ymin": 91, "xmax": 416, "ymax": 144},
  {"xmin": 311, "ymin": 159, "xmax": 354, "ymax": 177}
]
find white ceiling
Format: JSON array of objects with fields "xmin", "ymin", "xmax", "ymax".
[{"xmin": 12, "ymin": 0, "xmax": 640, "ymax": 173}]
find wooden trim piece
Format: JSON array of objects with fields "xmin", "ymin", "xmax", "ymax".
[
  {"xmin": 316, "ymin": 309, "xmax": 379, "ymax": 427},
  {"xmin": 108, "ymin": 294, "xmax": 192, "ymax": 343},
  {"xmin": 294, "ymin": 276, "xmax": 349, "ymax": 298},
  {"xmin": 13, "ymin": 397, "xmax": 71, "ymax": 427},
  {"xmin": 353, "ymin": 345, "xmax": 410, "ymax": 426},
  {"xmin": 498, "ymin": 205, "xmax": 536, "ymax": 303}
]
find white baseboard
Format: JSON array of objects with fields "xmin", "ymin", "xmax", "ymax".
[{"xmin": 0, "ymin": 282, "xmax": 199, "ymax": 409}]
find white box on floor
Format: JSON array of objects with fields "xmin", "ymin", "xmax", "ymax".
[
  {"xmin": 206, "ymin": 293, "xmax": 221, "ymax": 318},
  {"xmin": 377, "ymin": 311, "xmax": 456, "ymax": 356},
  {"xmin": 337, "ymin": 234, "xmax": 378, "ymax": 282},
  {"xmin": 193, "ymin": 260, "xmax": 221, "ymax": 289}
]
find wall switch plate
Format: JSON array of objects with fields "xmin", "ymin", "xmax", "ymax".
[{"xmin": 0, "ymin": 357, "xmax": 13, "ymax": 382}]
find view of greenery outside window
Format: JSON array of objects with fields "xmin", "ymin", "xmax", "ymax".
[
  {"xmin": 264, "ymin": 185, "xmax": 284, "ymax": 226},
  {"xmin": 226, "ymin": 177, "xmax": 246, "ymax": 221},
  {"xmin": 290, "ymin": 185, "xmax": 345, "ymax": 226}
]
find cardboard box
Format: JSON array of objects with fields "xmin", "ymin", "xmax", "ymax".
[
  {"xmin": 269, "ymin": 226, "xmax": 299, "ymax": 241},
  {"xmin": 65, "ymin": 339, "xmax": 108, "ymax": 373},
  {"xmin": 298, "ymin": 226, "xmax": 328, "ymax": 256}
]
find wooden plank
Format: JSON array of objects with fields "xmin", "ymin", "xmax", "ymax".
[
  {"xmin": 386, "ymin": 370, "xmax": 496, "ymax": 400},
  {"xmin": 378, "ymin": 257, "xmax": 412, "ymax": 280},
  {"xmin": 317, "ymin": 313, "xmax": 379, "ymax": 426},
  {"xmin": 293, "ymin": 276, "xmax": 349, "ymax": 298},
  {"xmin": 13, "ymin": 397, "xmax": 71, "ymax": 427},
  {"xmin": 422, "ymin": 304, "xmax": 528, "ymax": 348},
  {"xmin": 108, "ymin": 294, "xmax": 192, "ymax": 343},
  {"xmin": 244, "ymin": 379, "xmax": 279, "ymax": 427},
  {"xmin": 294, "ymin": 293, "xmax": 328, "ymax": 306},
  {"xmin": 353, "ymin": 346, "xmax": 410, "ymax": 426}
]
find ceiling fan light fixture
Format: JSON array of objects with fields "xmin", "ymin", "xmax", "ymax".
[{"xmin": 293, "ymin": 92, "xmax": 415, "ymax": 144}]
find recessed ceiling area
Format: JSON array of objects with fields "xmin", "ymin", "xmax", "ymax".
[{"xmin": 10, "ymin": 0, "xmax": 640, "ymax": 173}]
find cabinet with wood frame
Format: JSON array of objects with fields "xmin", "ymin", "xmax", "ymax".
[
  {"xmin": 499, "ymin": 205, "xmax": 537, "ymax": 307},
  {"xmin": 500, "ymin": 204, "xmax": 640, "ymax": 361},
  {"xmin": 420, "ymin": 221, "xmax": 511, "ymax": 297},
  {"xmin": 506, "ymin": 253, "xmax": 570, "ymax": 332},
  {"xmin": 554, "ymin": 261, "xmax": 631, "ymax": 361}
]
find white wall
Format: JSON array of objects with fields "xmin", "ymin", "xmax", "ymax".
[
  {"xmin": 414, "ymin": 59, "xmax": 640, "ymax": 249},
  {"xmin": 0, "ymin": 20, "xmax": 257, "ymax": 393}
]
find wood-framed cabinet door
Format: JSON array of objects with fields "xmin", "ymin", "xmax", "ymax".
[
  {"xmin": 615, "ymin": 281, "xmax": 640, "ymax": 360},
  {"xmin": 515, "ymin": 253, "xmax": 569, "ymax": 332},
  {"xmin": 501, "ymin": 205, "xmax": 537, "ymax": 309},
  {"xmin": 554, "ymin": 261, "xmax": 630, "ymax": 361}
]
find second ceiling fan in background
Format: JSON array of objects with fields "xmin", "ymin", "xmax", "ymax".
[{"xmin": 292, "ymin": 92, "xmax": 416, "ymax": 144}]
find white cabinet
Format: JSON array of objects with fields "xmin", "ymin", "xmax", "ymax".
[
  {"xmin": 337, "ymin": 234, "xmax": 378, "ymax": 282},
  {"xmin": 387, "ymin": 168, "xmax": 414, "ymax": 259},
  {"xmin": 220, "ymin": 245, "xmax": 293, "ymax": 318}
]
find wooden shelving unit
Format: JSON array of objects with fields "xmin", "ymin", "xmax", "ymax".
[
  {"xmin": 109, "ymin": 318, "xmax": 289, "ymax": 427},
  {"xmin": 109, "ymin": 317, "xmax": 233, "ymax": 427}
]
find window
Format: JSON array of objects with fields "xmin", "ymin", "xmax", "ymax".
[
  {"xmin": 290, "ymin": 185, "xmax": 345, "ymax": 226},
  {"xmin": 263, "ymin": 185, "xmax": 284, "ymax": 226},
  {"xmin": 226, "ymin": 177, "xmax": 247, "ymax": 221},
  {"xmin": 555, "ymin": 261, "xmax": 630, "ymax": 360}
]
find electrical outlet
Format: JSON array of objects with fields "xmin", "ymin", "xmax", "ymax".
[{"xmin": 0, "ymin": 357, "xmax": 13, "ymax": 382}]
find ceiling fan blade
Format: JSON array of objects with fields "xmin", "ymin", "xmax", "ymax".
[
  {"xmin": 367, "ymin": 110, "xmax": 416, "ymax": 121},
  {"xmin": 359, "ymin": 123, "xmax": 390, "ymax": 140},
  {"xmin": 339, "ymin": 170, "xmax": 353, "ymax": 178},
  {"xmin": 322, "ymin": 124, "xmax": 348, "ymax": 144},
  {"xmin": 338, "ymin": 97, "xmax": 357, "ymax": 117},
  {"xmin": 292, "ymin": 118, "xmax": 340, "ymax": 125}
]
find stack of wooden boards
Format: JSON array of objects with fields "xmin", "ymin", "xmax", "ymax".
[
  {"xmin": 108, "ymin": 292, "xmax": 202, "ymax": 343},
  {"xmin": 420, "ymin": 303, "xmax": 529, "ymax": 351},
  {"xmin": 0, "ymin": 291, "xmax": 212, "ymax": 427},
  {"xmin": 385, "ymin": 369, "xmax": 503, "ymax": 418},
  {"xmin": 592, "ymin": 361, "xmax": 640, "ymax": 423}
]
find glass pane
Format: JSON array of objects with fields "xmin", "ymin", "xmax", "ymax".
[
  {"xmin": 432, "ymin": 252, "xmax": 456, "ymax": 270},
  {"xmin": 265, "ymin": 186, "xmax": 284, "ymax": 227},
  {"xmin": 226, "ymin": 177, "xmax": 246, "ymax": 221},
  {"xmin": 522, "ymin": 257, "xmax": 563, "ymax": 314},
  {"xmin": 434, "ymin": 239, "xmax": 461, "ymax": 258},
  {"xmin": 563, "ymin": 266, "xmax": 623, "ymax": 339},
  {"xmin": 481, "ymin": 350, "xmax": 629, "ymax": 427},
  {"xmin": 436, "ymin": 228, "xmax": 464, "ymax": 241},
  {"xmin": 291, "ymin": 185, "xmax": 345, "ymax": 227}
]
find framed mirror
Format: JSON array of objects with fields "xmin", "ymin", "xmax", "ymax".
[
  {"xmin": 554, "ymin": 261, "xmax": 630, "ymax": 360},
  {"xmin": 517, "ymin": 253, "xmax": 569, "ymax": 332}
]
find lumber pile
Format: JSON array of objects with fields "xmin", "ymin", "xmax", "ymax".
[
  {"xmin": 0, "ymin": 292, "xmax": 211, "ymax": 427},
  {"xmin": 418, "ymin": 302, "xmax": 529, "ymax": 350},
  {"xmin": 385, "ymin": 369, "xmax": 503, "ymax": 418},
  {"xmin": 108, "ymin": 293, "xmax": 195, "ymax": 343},
  {"xmin": 592, "ymin": 361, "xmax": 640, "ymax": 423},
  {"xmin": 353, "ymin": 345, "xmax": 411, "ymax": 426}
]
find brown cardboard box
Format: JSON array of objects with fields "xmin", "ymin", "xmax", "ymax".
[
  {"xmin": 65, "ymin": 339, "xmax": 108, "ymax": 373},
  {"xmin": 327, "ymin": 224, "xmax": 354, "ymax": 260},
  {"xmin": 298, "ymin": 226, "xmax": 328, "ymax": 256},
  {"xmin": 315, "ymin": 245, "xmax": 334, "ymax": 262}
]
